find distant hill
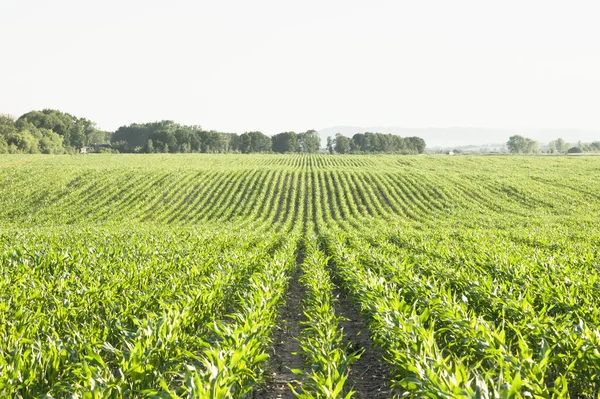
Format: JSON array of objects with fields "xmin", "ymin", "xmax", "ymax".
[{"xmin": 317, "ymin": 126, "xmax": 600, "ymax": 148}]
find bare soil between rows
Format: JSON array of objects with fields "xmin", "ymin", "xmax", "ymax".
[
  {"xmin": 257, "ymin": 246, "xmax": 392, "ymax": 398},
  {"xmin": 257, "ymin": 257, "xmax": 307, "ymax": 398},
  {"xmin": 333, "ymin": 284, "xmax": 393, "ymax": 398}
]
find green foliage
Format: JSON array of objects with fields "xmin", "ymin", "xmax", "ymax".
[
  {"xmin": 0, "ymin": 114, "xmax": 17, "ymax": 136},
  {"xmin": 507, "ymin": 135, "xmax": 539, "ymax": 154},
  {"xmin": 111, "ymin": 122, "xmax": 158, "ymax": 150},
  {"xmin": 145, "ymin": 139, "xmax": 155, "ymax": 153},
  {"xmin": 272, "ymin": 131, "xmax": 299, "ymax": 153},
  {"xmin": 112, "ymin": 121, "xmax": 238, "ymax": 154},
  {"xmin": 332, "ymin": 132, "xmax": 426, "ymax": 154},
  {"xmin": 326, "ymin": 137, "xmax": 334, "ymax": 154},
  {"xmin": 2, "ymin": 110, "xmax": 429, "ymax": 155},
  {"xmin": 270, "ymin": 130, "xmax": 322, "ymax": 153},
  {"xmin": 236, "ymin": 131, "xmax": 272, "ymax": 154},
  {"xmin": 0, "ymin": 224, "xmax": 299, "ymax": 397},
  {"xmin": 0, "ymin": 154, "xmax": 599, "ymax": 398},
  {"xmin": 568, "ymin": 146, "xmax": 583, "ymax": 154},
  {"xmin": 292, "ymin": 240, "xmax": 360, "ymax": 398},
  {"xmin": 334, "ymin": 134, "xmax": 350, "ymax": 154},
  {"xmin": 0, "ymin": 110, "xmax": 107, "ymax": 154},
  {"xmin": 4, "ymin": 130, "xmax": 40, "ymax": 153},
  {"xmin": 34, "ymin": 128, "xmax": 65, "ymax": 154},
  {"xmin": 0, "ymin": 127, "xmax": 64, "ymax": 154},
  {"xmin": 16, "ymin": 109, "xmax": 107, "ymax": 149},
  {"xmin": 548, "ymin": 138, "xmax": 569, "ymax": 153},
  {"xmin": 297, "ymin": 130, "xmax": 321, "ymax": 153},
  {"xmin": 0, "ymin": 135, "xmax": 8, "ymax": 154}
]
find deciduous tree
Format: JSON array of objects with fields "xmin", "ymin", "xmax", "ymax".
[{"xmin": 507, "ymin": 135, "xmax": 539, "ymax": 154}]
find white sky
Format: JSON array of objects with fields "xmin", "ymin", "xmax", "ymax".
[{"xmin": 1, "ymin": 0, "xmax": 599, "ymax": 134}]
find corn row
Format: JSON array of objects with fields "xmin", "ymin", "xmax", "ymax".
[{"xmin": 292, "ymin": 239, "xmax": 360, "ymax": 399}]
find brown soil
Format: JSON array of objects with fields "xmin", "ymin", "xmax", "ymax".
[
  {"xmin": 257, "ymin": 246, "xmax": 393, "ymax": 398},
  {"xmin": 333, "ymin": 285, "xmax": 394, "ymax": 398},
  {"xmin": 256, "ymin": 260, "xmax": 307, "ymax": 398}
]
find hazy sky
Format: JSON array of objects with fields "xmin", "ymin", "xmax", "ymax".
[{"xmin": 1, "ymin": 0, "xmax": 599, "ymax": 134}]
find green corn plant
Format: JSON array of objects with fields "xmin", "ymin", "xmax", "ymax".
[{"xmin": 291, "ymin": 240, "xmax": 361, "ymax": 398}]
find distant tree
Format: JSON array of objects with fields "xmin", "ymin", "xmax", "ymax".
[
  {"xmin": 527, "ymin": 140, "xmax": 540, "ymax": 153},
  {"xmin": 198, "ymin": 130, "xmax": 228, "ymax": 153},
  {"xmin": 336, "ymin": 132, "xmax": 425, "ymax": 154},
  {"xmin": 0, "ymin": 116, "xmax": 18, "ymax": 153},
  {"xmin": 297, "ymin": 130, "xmax": 320, "ymax": 153},
  {"xmin": 180, "ymin": 142, "xmax": 191, "ymax": 153},
  {"xmin": 174, "ymin": 128, "xmax": 192, "ymax": 153},
  {"xmin": 111, "ymin": 141, "xmax": 128, "ymax": 153},
  {"xmin": 0, "ymin": 135, "xmax": 8, "ymax": 154},
  {"xmin": 568, "ymin": 146, "xmax": 583, "ymax": 154},
  {"xmin": 577, "ymin": 140, "xmax": 592, "ymax": 152},
  {"xmin": 145, "ymin": 139, "xmax": 155, "ymax": 153},
  {"xmin": 112, "ymin": 121, "xmax": 163, "ymax": 150},
  {"xmin": 15, "ymin": 109, "xmax": 103, "ymax": 149},
  {"xmin": 334, "ymin": 133, "xmax": 350, "ymax": 154},
  {"xmin": 507, "ymin": 135, "xmax": 539, "ymax": 154},
  {"xmin": 238, "ymin": 131, "xmax": 271, "ymax": 153},
  {"xmin": 406, "ymin": 136, "xmax": 426, "ymax": 154},
  {"xmin": 237, "ymin": 132, "xmax": 251, "ymax": 154},
  {"xmin": 86, "ymin": 129, "xmax": 111, "ymax": 145},
  {"xmin": 507, "ymin": 135, "xmax": 525, "ymax": 153},
  {"xmin": 34, "ymin": 128, "xmax": 64, "ymax": 154},
  {"xmin": 0, "ymin": 114, "xmax": 17, "ymax": 136},
  {"xmin": 326, "ymin": 137, "xmax": 334, "ymax": 154},
  {"xmin": 591, "ymin": 141, "xmax": 600, "ymax": 152},
  {"xmin": 272, "ymin": 132, "xmax": 297, "ymax": 153},
  {"xmin": 369, "ymin": 133, "xmax": 385, "ymax": 152},
  {"xmin": 16, "ymin": 109, "xmax": 77, "ymax": 146},
  {"xmin": 148, "ymin": 121, "xmax": 178, "ymax": 152},
  {"xmin": 112, "ymin": 121, "xmax": 237, "ymax": 154},
  {"xmin": 77, "ymin": 118, "xmax": 109, "ymax": 145},
  {"xmin": 548, "ymin": 138, "xmax": 569, "ymax": 153},
  {"xmin": 351, "ymin": 133, "xmax": 370, "ymax": 152},
  {"xmin": 4, "ymin": 130, "xmax": 40, "ymax": 154}
]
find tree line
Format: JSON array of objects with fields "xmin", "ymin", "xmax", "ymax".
[
  {"xmin": 111, "ymin": 122, "xmax": 322, "ymax": 154},
  {"xmin": 109, "ymin": 124, "xmax": 425, "ymax": 154},
  {"xmin": 6, "ymin": 109, "xmax": 600, "ymax": 156},
  {"xmin": 0, "ymin": 110, "xmax": 110, "ymax": 154},
  {"xmin": 326, "ymin": 133, "xmax": 426, "ymax": 154},
  {"xmin": 507, "ymin": 135, "xmax": 600, "ymax": 154},
  {"xmin": 1, "ymin": 109, "xmax": 429, "ymax": 155}
]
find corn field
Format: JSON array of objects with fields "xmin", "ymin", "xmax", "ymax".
[{"xmin": 0, "ymin": 154, "xmax": 599, "ymax": 398}]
